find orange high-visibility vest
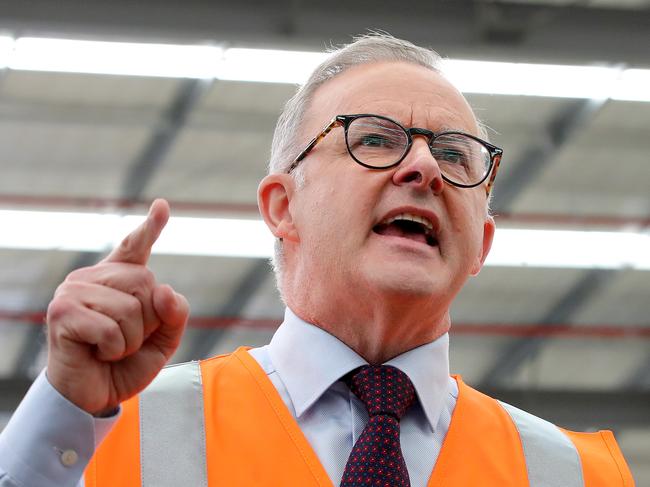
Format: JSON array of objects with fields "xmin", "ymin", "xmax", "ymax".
[{"xmin": 84, "ymin": 347, "xmax": 634, "ymax": 487}]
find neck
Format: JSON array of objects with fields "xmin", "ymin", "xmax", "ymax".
[{"xmin": 286, "ymin": 286, "xmax": 451, "ymax": 364}]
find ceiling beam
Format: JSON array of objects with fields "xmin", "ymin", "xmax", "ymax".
[
  {"xmin": 0, "ymin": 101, "xmax": 160, "ymax": 127},
  {"xmin": 0, "ymin": 100, "xmax": 278, "ymax": 132},
  {"xmin": 624, "ymin": 346, "xmax": 650, "ymax": 390},
  {"xmin": 178, "ymin": 259, "xmax": 271, "ymax": 362},
  {"xmin": 0, "ymin": 1, "xmax": 649, "ymax": 66},
  {"xmin": 479, "ymin": 268, "xmax": 614, "ymax": 388},
  {"xmin": 491, "ymin": 96, "xmax": 608, "ymax": 213},
  {"xmin": 121, "ymin": 78, "xmax": 211, "ymax": 200}
]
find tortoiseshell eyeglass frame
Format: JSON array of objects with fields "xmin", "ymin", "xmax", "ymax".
[{"xmin": 287, "ymin": 114, "xmax": 503, "ymax": 197}]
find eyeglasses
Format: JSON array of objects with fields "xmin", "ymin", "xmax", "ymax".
[{"xmin": 288, "ymin": 114, "xmax": 503, "ymax": 196}]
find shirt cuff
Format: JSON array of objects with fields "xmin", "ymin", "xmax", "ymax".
[{"xmin": 0, "ymin": 369, "xmax": 120, "ymax": 487}]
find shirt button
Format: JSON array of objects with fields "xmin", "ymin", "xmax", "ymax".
[{"xmin": 60, "ymin": 449, "xmax": 79, "ymax": 467}]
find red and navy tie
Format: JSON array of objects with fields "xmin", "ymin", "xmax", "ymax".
[{"xmin": 340, "ymin": 365, "xmax": 416, "ymax": 487}]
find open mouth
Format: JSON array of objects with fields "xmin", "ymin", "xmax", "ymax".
[{"xmin": 373, "ymin": 213, "xmax": 439, "ymax": 247}]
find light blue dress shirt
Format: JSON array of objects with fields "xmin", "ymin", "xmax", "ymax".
[{"xmin": 0, "ymin": 307, "xmax": 458, "ymax": 487}]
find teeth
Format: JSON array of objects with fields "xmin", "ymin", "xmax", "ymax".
[{"xmin": 381, "ymin": 213, "xmax": 434, "ymax": 231}]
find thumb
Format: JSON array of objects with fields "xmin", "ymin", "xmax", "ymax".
[{"xmin": 148, "ymin": 284, "xmax": 189, "ymax": 359}]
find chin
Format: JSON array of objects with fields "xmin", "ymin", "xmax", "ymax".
[{"xmin": 364, "ymin": 267, "xmax": 441, "ymax": 300}]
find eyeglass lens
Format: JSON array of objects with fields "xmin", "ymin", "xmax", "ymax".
[{"xmin": 346, "ymin": 116, "xmax": 491, "ymax": 185}]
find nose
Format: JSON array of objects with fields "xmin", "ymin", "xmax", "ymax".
[{"xmin": 392, "ymin": 138, "xmax": 445, "ymax": 194}]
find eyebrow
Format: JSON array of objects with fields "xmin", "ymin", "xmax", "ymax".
[{"xmin": 360, "ymin": 111, "xmax": 469, "ymax": 134}]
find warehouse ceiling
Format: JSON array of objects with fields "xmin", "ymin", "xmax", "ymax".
[{"xmin": 0, "ymin": 0, "xmax": 648, "ymax": 482}]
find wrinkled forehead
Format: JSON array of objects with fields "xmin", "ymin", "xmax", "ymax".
[{"xmin": 304, "ymin": 61, "xmax": 479, "ymax": 137}]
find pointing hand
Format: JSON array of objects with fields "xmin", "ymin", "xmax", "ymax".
[{"xmin": 46, "ymin": 199, "xmax": 189, "ymax": 415}]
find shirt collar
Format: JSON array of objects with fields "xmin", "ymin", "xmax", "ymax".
[{"xmin": 268, "ymin": 307, "xmax": 451, "ymax": 431}]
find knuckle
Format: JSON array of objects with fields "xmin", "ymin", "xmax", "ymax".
[
  {"xmin": 47, "ymin": 297, "xmax": 74, "ymax": 323},
  {"xmin": 118, "ymin": 234, "xmax": 137, "ymax": 259},
  {"xmin": 131, "ymin": 267, "xmax": 155, "ymax": 296},
  {"xmin": 125, "ymin": 295, "xmax": 143, "ymax": 317},
  {"xmin": 65, "ymin": 266, "xmax": 92, "ymax": 282},
  {"xmin": 53, "ymin": 280, "xmax": 87, "ymax": 301},
  {"xmin": 64, "ymin": 269, "xmax": 80, "ymax": 282},
  {"xmin": 53, "ymin": 281, "xmax": 67, "ymax": 297},
  {"xmin": 100, "ymin": 323, "xmax": 122, "ymax": 345},
  {"xmin": 140, "ymin": 268, "xmax": 156, "ymax": 288},
  {"xmin": 123, "ymin": 324, "xmax": 144, "ymax": 355},
  {"xmin": 60, "ymin": 280, "xmax": 82, "ymax": 294}
]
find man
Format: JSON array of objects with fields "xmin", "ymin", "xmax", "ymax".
[{"xmin": 0, "ymin": 34, "xmax": 634, "ymax": 486}]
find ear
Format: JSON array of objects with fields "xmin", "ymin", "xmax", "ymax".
[
  {"xmin": 257, "ymin": 173, "xmax": 299, "ymax": 243},
  {"xmin": 470, "ymin": 215, "xmax": 495, "ymax": 276}
]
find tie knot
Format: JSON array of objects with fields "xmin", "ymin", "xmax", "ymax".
[{"xmin": 347, "ymin": 365, "xmax": 416, "ymax": 420}]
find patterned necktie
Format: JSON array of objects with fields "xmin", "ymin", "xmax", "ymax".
[{"xmin": 340, "ymin": 365, "xmax": 416, "ymax": 487}]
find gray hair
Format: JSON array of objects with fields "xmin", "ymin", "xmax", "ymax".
[
  {"xmin": 269, "ymin": 33, "xmax": 444, "ymax": 176},
  {"xmin": 267, "ymin": 33, "xmax": 482, "ymax": 296}
]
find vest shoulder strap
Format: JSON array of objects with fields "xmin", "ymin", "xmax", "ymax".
[
  {"xmin": 138, "ymin": 360, "xmax": 208, "ymax": 487},
  {"xmin": 499, "ymin": 400, "xmax": 584, "ymax": 487}
]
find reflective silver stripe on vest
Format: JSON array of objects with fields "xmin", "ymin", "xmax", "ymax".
[
  {"xmin": 499, "ymin": 401, "xmax": 584, "ymax": 487},
  {"xmin": 139, "ymin": 361, "xmax": 207, "ymax": 487}
]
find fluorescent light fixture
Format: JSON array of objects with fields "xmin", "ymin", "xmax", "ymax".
[
  {"xmin": 611, "ymin": 69, "xmax": 650, "ymax": 102},
  {"xmin": 2, "ymin": 36, "xmax": 650, "ymax": 101},
  {"xmin": 442, "ymin": 59, "xmax": 621, "ymax": 100},
  {"xmin": 0, "ymin": 210, "xmax": 274, "ymax": 258},
  {"xmin": 487, "ymin": 228, "xmax": 650, "ymax": 270},
  {"xmin": 215, "ymin": 48, "xmax": 328, "ymax": 84},
  {"xmin": 9, "ymin": 37, "xmax": 222, "ymax": 78},
  {"xmin": 443, "ymin": 59, "xmax": 650, "ymax": 102},
  {"xmin": 0, "ymin": 36, "xmax": 13, "ymax": 69},
  {"xmin": 1, "ymin": 209, "xmax": 649, "ymax": 270},
  {"xmin": 120, "ymin": 214, "xmax": 274, "ymax": 258}
]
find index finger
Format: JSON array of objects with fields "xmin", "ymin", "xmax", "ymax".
[{"xmin": 103, "ymin": 198, "xmax": 170, "ymax": 265}]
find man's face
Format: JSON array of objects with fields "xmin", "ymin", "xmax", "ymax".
[{"xmin": 286, "ymin": 61, "xmax": 494, "ymax": 315}]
